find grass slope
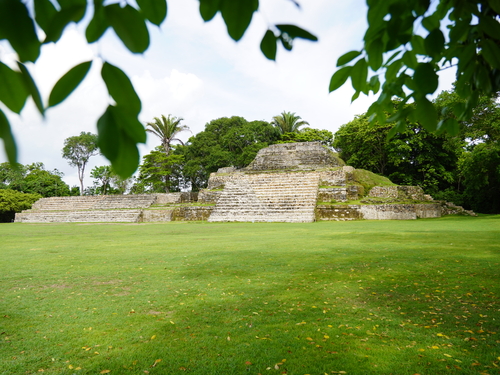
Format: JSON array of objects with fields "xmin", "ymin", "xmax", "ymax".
[{"xmin": 1, "ymin": 216, "xmax": 499, "ymax": 375}]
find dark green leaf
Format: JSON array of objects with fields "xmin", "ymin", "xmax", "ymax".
[
  {"xmin": 438, "ymin": 118, "xmax": 459, "ymax": 136},
  {"xmin": 351, "ymin": 90, "xmax": 360, "ymax": 102},
  {"xmin": 97, "ymin": 106, "xmax": 119, "ymax": 161},
  {"xmin": 199, "ymin": 0, "xmax": 221, "ymax": 21},
  {"xmin": 488, "ymin": 0, "xmax": 500, "ymax": 14},
  {"xmin": 386, "ymin": 119, "xmax": 407, "ymax": 140},
  {"xmin": 424, "ymin": 28, "xmax": 445, "ymax": 57},
  {"xmin": 415, "ymin": 96, "xmax": 438, "ymax": 131},
  {"xmin": 275, "ymin": 24, "xmax": 318, "ymax": 41},
  {"xmin": 279, "ymin": 34, "xmax": 293, "ymax": 51},
  {"xmin": 0, "ymin": 62, "xmax": 29, "ymax": 113},
  {"xmin": 385, "ymin": 59, "xmax": 403, "ymax": 80},
  {"xmin": 105, "ymin": 4, "xmax": 150, "ymax": 53},
  {"xmin": 329, "ymin": 66, "xmax": 352, "ymax": 92},
  {"xmin": 48, "ymin": 61, "xmax": 92, "ymax": 108},
  {"xmin": 366, "ymin": 38, "xmax": 383, "ymax": 70},
  {"xmin": 421, "ymin": 14, "xmax": 440, "ymax": 32},
  {"xmin": 449, "ymin": 19, "xmax": 470, "ymax": 43},
  {"xmin": 44, "ymin": 3, "xmax": 86, "ymax": 43},
  {"xmin": 413, "ymin": 62, "xmax": 438, "ymax": 94},
  {"xmin": 101, "ymin": 62, "xmax": 141, "ymax": 116},
  {"xmin": 337, "ymin": 50, "xmax": 361, "ymax": 67},
  {"xmin": 34, "ymin": 0, "xmax": 57, "ymax": 33},
  {"xmin": 137, "ymin": 0, "xmax": 167, "ymax": 26},
  {"xmin": 402, "ymin": 50, "xmax": 417, "ymax": 70},
  {"xmin": 369, "ymin": 75, "xmax": 380, "ymax": 94},
  {"xmin": 350, "ymin": 58, "xmax": 368, "ymax": 93},
  {"xmin": 219, "ymin": 0, "xmax": 258, "ymax": 41},
  {"xmin": 0, "ymin": 108, "xmax": 17, "ymax": 165},
  {"xmin": 109, "ymin": 105, "xmax": 146, "ymax": 143},
  {"xmin": 260, "ymin": 30, "xmax": 277, "ymax": 61},
  {"xmin": 474, "ymin": 64, "xmax": 492, "ymax": 93},
  {"xmin": 479, "ymin": 15, "xmax": 500, "ymax": 40},
  {"xmin": 0, "ymin": 0, "xmax": 40, "ymax": 62},
  {"xmin": 17, "ymin": 62, "xmax": 44, "ymax": 116},
  {"xmin": 411, "ymin": 35, "xmax": 426, "ymax": 55},
  {"xmin": 384, "ymin": 50, "xmax": 402, "ymax": 66},
  {"xmin": 86, "ymin": 3, "xmax": 109, "ymax": 43},
  {"xmin": 97, "ymin": 105, "xmax": 141, "ymax": 178},
  {"xmin": 482, "ymin": 39, "xmax": 500, "ymax": 69}
]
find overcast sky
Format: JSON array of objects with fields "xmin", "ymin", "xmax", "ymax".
[{"xmin": 0, "ymin": 0, "xmax": 456, "ymax": 189}]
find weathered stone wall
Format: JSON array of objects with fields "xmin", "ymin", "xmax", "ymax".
[
  {"xmin": 207, "ymin": 172, "xmax": 244, "ymax": 190},
  {"xmin": 317, "ymin": 185, "xmax": 360, "ymax": 202},
  {"xmin": 316, "ymin": 203, "xmax": 442, "ymax": 221},
  {"xmin": 245, "ymin": 142, "xmax": 344, "ymax": 171},
  {"xmin": 141, "ymin": 209, "xmax": 174, "ymax": 222},
  {"xmin": 316, "ymin": 205, "xmax": 363, "ymax": 221},
  {"xmin": 368, "ymin": 186, "xmax": 426, "ymax": 200},
  {"xmin": 198, "ymin": 189, "xmax": 222, "ymax": 204},
  {"xmin": 171, "ymin": 206, "xmax": 213, "ymax": 221},
  {"xmin": 155, "ymin": 193, "xmax": 197, "ymax": 204}
]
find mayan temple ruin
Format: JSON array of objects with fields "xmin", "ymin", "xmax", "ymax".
[{"xmin": 15, "ymin": 142, "xmax": 473, "ymax": 223}]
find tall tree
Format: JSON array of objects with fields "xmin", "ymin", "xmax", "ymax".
[
  {"xmin": 62, "ymin": 132, "xmax": 99, "ymax": 195},
  {"xmin": 271, "ymin": 111, "xmax": 309, "ymax": 135},
  {"xmin": 146, "ymin": 115, "xmax": 190, "ymax": 155},
  {"xmin": 131, "ymin": 147, "xmax": 184, "ymax": 193},
  {"xmin": 180, "ymin": 117, "xmax": 280, "ymax": 190}
]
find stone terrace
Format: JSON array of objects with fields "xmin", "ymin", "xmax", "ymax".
[
  {"xmin": 15, "ymin": 195, "xmax": 157, "ymax": 223},
  {"xmin": 208, "ymin": 172, "xmax": 320, "ymax": 223}
]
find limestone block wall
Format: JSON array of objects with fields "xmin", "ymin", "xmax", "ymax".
[
  {"xmin": 171, "ymin": 206, "xmax": 213, "ymax": 221},
  {"xmin": 245, "ymin": 142, "xmax": 344, "ymax": 171},
  {"xmin": 208, "ymin": 171, "xmax": 320, "ymax": 223},
  {"xmin": 31, "ymin": 196, "xmax": 104, "ymax": 210},
  {"xmin": 198, "ymin": 189, "xmax": 222, "ymax": 204},
  {"xmin": 141, "ymin": 209, "xmax": 174, "ymax": 222},
  {"xmin": 316, "ymin": 203, "xmax": 442, "ymax": 221},
  {"xmin": 207, "ymin": 172, "xmax": 244, "ymax": 190},
  {"xmin": 15, "ymin": 210, "xmax": 143, "ymax": 223},
  {"xmin": 155, "ymin": 193, "xmax": 198, "ymax": 204},
  {"xmin": 317, "ymin": 185, "xmax": 360, "ymax": 202},
  {"xmin": 368, "ymin": 186, "xmax": 426, "ymax": 200}
]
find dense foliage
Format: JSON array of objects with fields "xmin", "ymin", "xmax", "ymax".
[
  {"xmin": 333, "ymin": 90, "xmax": 500, "ymax": 213},
  {"xmin": 0, "ymin": 162, "xmax": 75, "ymax": 197},
  {"xmin": 178, "ymin": 116, "xmax": 281, "ymax": 190},
  {"xmin": 0, "ymin": 189, "xmax": 41, "ymax": 222}
]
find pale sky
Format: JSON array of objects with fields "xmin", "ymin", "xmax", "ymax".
[{"xmin": 0, "ymin": 0, "xmax": 456, "ymax": 189}]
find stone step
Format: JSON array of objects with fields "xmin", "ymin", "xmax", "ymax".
[{"xmin": 15, "ymin": 210, "xmax": 142, "ymax": 223}]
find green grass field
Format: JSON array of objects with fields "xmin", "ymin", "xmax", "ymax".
[{"xmin": 1, "ymin": 216, "xmax": 499, "ymax": 375}]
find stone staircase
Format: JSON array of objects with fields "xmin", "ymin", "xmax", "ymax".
[
  {"xmin": 15, "ymin": 210, "xmax": 143, "ymax": 223},
  {"xmin": 208, "ymin": 172, "xmax": 320, "ymax": 223},
  {"xmin": 15, "ymin": 195, "xmax": 157, "ymax": 223}
]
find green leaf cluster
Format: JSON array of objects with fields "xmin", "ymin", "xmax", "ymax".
[
  {"xmin": 331, "ymin": 0, "xmax": 500, "ymax": 137},
  {"xmin": 0, "ymin": 189, "xmax": 41, "ymax": 222}
]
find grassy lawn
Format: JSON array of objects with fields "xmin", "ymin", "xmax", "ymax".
[{"xmin": 1, "ymin": 216, "xmax": 499, "ymax": 375}]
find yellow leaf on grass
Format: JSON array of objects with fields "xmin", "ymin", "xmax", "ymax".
[
  {"xmin": 100, "ymin": 371, "xmax": 110, "ymax": 374},
  {"xmin": 151, "ymin": 335, "xmax": 156, "ymax": 340},
  {"xmin": 68, "ymin": 365, "xmax": 74, "ymax": 369},
  {"xmin": 444, "ymin": 354, "xmax": 452, "ymax": 357},
  {"xmin": 306, "ymin": 337, "xmax": 313, "ymax": 341},
  {"xmin": 432, "ymin": 346, "xmax": 440, "ymax": 349}
]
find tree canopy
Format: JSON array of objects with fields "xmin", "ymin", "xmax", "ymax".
[
  {"xmin": 0, "ymin": 162, "xmax": 73, "ymax": 197},
  {"xmin": 62, "ymin": 132, "xmax": 99, "ymax": 195},
  {"xmin": 0, "ymin": 0, "xmax": 498, "ymax": 177},
  {"xmin": 146, "ymin": 115, "xmax": 190, "ymax": 155},
  {"xmin": 179, "ymin": 116, "xmax": 280, "ymax": 190}
]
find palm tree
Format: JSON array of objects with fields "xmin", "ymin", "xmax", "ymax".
[
  {"xmin": 271, "ymin": 111, "xmax": 310, "ymax": 134},
  {"xmin": 146, "ymin": 115, "xmax": 190, "ymax": 155}
]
